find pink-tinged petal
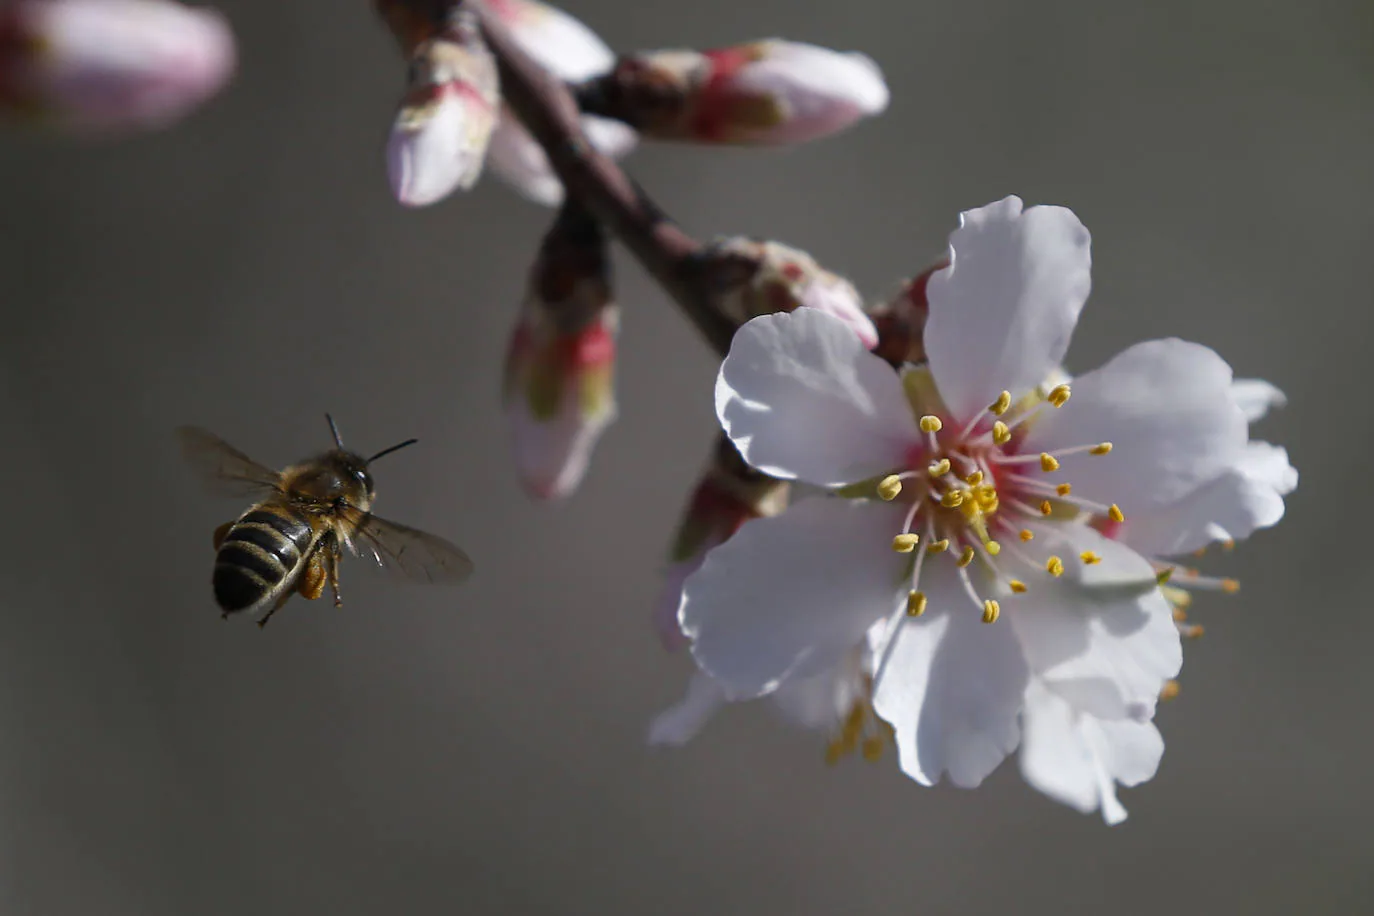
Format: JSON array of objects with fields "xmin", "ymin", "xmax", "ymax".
[
  {"xmin": 1019, "ymin": 679, "xmax": 1163, "ymax": 825},
  {"xmin": 717, "ymin": 310, "xmax": 916, "ymax": 486},
  {"xmin": 387, "ymin": 84, "xmax": 491, "ymax": 206},
  {"xmin": 487, "ymin": 0, "xmax": 615, "ymax": 81},
  {"xmin": 1114, "ymin": 440, "xmax": 1296, "ymax": 557},
  {"xmin": 796, "ymin": 270, "xmax": 879, "ymax": 349},
  {"xmin": 647, "ymin": 672, "xmax": 727, "ymax": 746},
  {"xmin": 486, "ymin": 112, "xmax": 636, "ymax": 206},
  {"xmin": 873, "ymin": 563, "xmax": 1030, "ymax": 788},
  {"xmin": 1009, "ymin": 525, "xmax": 1181, "ymax": 720},
  {"xmin": 681, "ymin": 497, "xmax": 906, "ymax": 700},
  {"xmin": 1231, "ymin": 378, "xmax": 1287, "ymax": 423},
  {"xmin": 925, "ymin": 197, "xmax": 1092, "ymax": 420},
  {"xmin": 1026, "ymin": 338, "xmax": 1249, "ymax": 515}
]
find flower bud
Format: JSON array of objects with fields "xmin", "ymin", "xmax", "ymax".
[
  {"xmin": 867, "ymin": 258, "xmax": 949, "ymax": 366},
  {"xmin": 579, "ymin": 39, "xmax": 887, "ymax": 145},
  {"xmin": 482, "ymin": 0, "xmax": 635, "ymax": 205},
  {"xmin": 654, "ymin": 437, "xmax": 790, "ymax": 651},
  {"xmin": 700, "ymin": 238, "xmax": 878, "ymax": 348},
  {"xmin": 503, "ymin": 203, "xmax": 617, "ymax": 500},
  {"xmin": 0, "ymin": 0, "xmax": 234, "ymax": 132},
  {"xmin": 386, "ymin": 13, "xmax": 498, "ymax": 208}
]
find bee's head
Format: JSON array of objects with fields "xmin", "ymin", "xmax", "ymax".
[{"xmin": 318, "ymin": 414, "xmax": 414, "ymax": 505}]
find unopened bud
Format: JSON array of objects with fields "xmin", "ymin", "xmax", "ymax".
[
  {"xmin": 578, "ymin": 39, "xmax": 887, "ymax": 145},
  {"xmin": 503, "ymin": 202, "xmax": 617, "ymax": 500},
  {"xmin": 654, "ymin": 436, "xmax": 790, "ymax": 650},
  {"xmin": 866, "ymin": 259, "xmax": 948, "ymax": 366},
  {"xmin": 701, "ymin": 238, "xmax": 878, "ymax": 348},
  {"xmin": 0, "ymin": 0, "xmax": 235, "ymax": 132},
  {"xmin": 386, "ymin": 14, "xmax": 498, "ymax": 208}
]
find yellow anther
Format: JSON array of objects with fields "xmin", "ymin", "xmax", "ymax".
[
  {"xmin": 907, "ymin": 591, "xmax": 928, "ymax": 617},
  {"xmin": 927, "ymin": 458, "xmax": 951, "ymax": 478},
  {"xmin": 1108, "ymin": 504, "xmax": 1125, "ymax": 523},
  {"xmin": 1159, "ymin": 680, "xmax": 1181, "ymax": 702},
  {"xmin": 892, "ymin": 533, "xmax": 920, "ymax": 553},
  {"xmin": 1048, "ymin": 384, "xmax": 1071, "ymax": 407},
  {"xmin": 1222, "ymin": 538, "xmax": 1236, "ymax": 551},
  {"xmin": 986, "ymin": 540, "xmax": 1002, "ymax": 556},
  {"xmin": 919, "ymin": 415, "xmax": 943, "ymax": 433},
  {"xmin": 957, "ymin": 546, "xmax": 975, "ymax": 568},
  {"xmin": 1172, "ymin": 607, "xmax": 1189, "ymax": 622},
  {"xmin": 941, "ymin": 490, "xmax": 965, "ymax": 508},
  {"xmin": 860, "ymin": 737, "xmax": 885, "ymax": 761},
  {"xmin": 1185, "ymin": 624, "xmax": 1206, "ymax": 639},
  {"xmin": 982, "ymin": 599, "xmax": 1001, "ymax": 623},
  {"xmin": 1039, "ymin": 500, "xmax": 1053, "ymax": 516},
  {"xmin": 1046, "ymin": 556, "xmax": 1064, "ymax": 577},
  {"xmin": 992, "ymin": 421, "xmax": 1011, "ymax": 445},
  {"xmin": 1009, "ymin": 579, "xmax": 1028, "ymax": 594},
  {"xmin": 843, "ymin": 703, "xmax": 865, "ymax": 735},
  {"xmin": 927, "ymin": 539, "xmax": 950, "ymax": 554},
  {"xmin": 1156, "ymin": 567, "xmax": 1175, "ymax": 585},
  {"xmin": 877, "ymin": 475, "xmax": 904, "ymax": 501},
  {"xmin": 990, "ymin": 390, "xmax": 1012, "ymax": 416},
  {"xmin": 964, "ymin": 470, "xmax": 984, "ymax": 486},
  {"xmin": 1080, "ymin": 551, "xmax": 1103, "ymax": 565},
  {"xmin": 824, "ymin": 740, "xmax": 845, "ymax": 765},
  {"xmin": 1056, "ymin": 483, "xmax": 1073, "ymax": 496},
  {"xmin": 1019, "ymin": 528, "xmax": 1035, "ymax": 542},
  {"xmin": 1039, "ymin": 452, "xmax": 1060, "ymax": 472},
  {"xmin": 1221, "ymin": 578, "xmax": 1240, "ymax": 594},
  {"xmin": 1090, "ymin": 442, "xmax": 1113, "ymax": 456}
]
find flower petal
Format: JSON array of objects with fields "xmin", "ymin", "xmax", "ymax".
[
  {"xmin": 682, "ymin": 496, "xmax": 906, "ymax": 699},
  {"xmin": 716, "ymin": 310, "xmax": 916, "ymax": 486},
  {"xmin": 873, "ymin": 563, "xmax": 1030, "ymax": 788},
  {"xmin": 486, "ymin": 113, "xmax": 636, "ymax": 206},
  {"xmin": 1026, "ymin": 338, "xmax": 1248, "ymax": 514},
  {"xmin": 770, "ymin": 644, "xmax": 870, "ymax": 730},
  {"xmin": 647, "ymin": 672, "xmax": 727, "ymax": 746},
  {"xmin": 1231, "ymin": 378, "xmax": 1287, "ymax": 423},
  {"xmin": 1009, "ymin": 525, "xmax": 1181, "ymax": 719},
  {"xmin": 925, "ymin": 197, "xmax": 1092, "ymax": 420}
]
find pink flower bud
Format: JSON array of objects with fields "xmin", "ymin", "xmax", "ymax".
[
  {"xmin": 503, "ymin": 205, "xmax": 618, "ymax": 500},
  {"xmin": 386, "ymin": 16, "xmax": 499, "ymax": 208},
  {"xmin": 0, "ymin": 0, "xmax": 234, "ymax": 132},
  {"xmin": 482, "ymin": 0, "xmax": 635, "ymax": 205},
  {"xmin": 702, "ymin": 238, "xmax": 878, "ymax": 348},
  {"xmin": 868, "ymin": 258, "xmax": 948, "ymax": 366},
  {"xmin": 583, "ymin": 39, "xmax": 887, "ymax": 145},
  {"xmin": 655, "ymin": 439, "xmax": 790, "ymax": 650}
]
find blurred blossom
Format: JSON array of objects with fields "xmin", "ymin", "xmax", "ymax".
[
  {"xmin": 386, "ymin": 15, "xmax": 499, "ymax": 208},
  {"xmin": 582, "ymin": 39, "xmax": 888, "ymax": 145},
  {"xmin": 672, "ymin": 197, "xmax": 1294, "ymax": 815},
  {"xmin": 703, "ymin": 237, "xmax": 878, "ymax": 348},
  {"xmin": 0, "ymin": 0, "xmax": 234, "ymax": 132},
  {"xmin": 503, "ymin": 203, "xmax": 617, "ymax": 500},
  {"xmin": 483, "ymin": 0, "xmax": 635, "ymax": 206}
]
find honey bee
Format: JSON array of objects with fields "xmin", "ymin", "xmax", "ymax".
[{"xmin": 177, "ymin": 416, "xmax": 473, "ymax": 626}]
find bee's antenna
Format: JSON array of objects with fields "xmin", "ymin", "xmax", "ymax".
[
  {"xmin": 367, "ymin": 438, "xmax": 418, "ymax": 464},
  {"xmin": 325, "ymin": 413, "xmax": 344, "ymax": 449}
]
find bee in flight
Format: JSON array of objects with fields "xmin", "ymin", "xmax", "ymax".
[{"xmin": 177, "ymin": 415, "xmax": 473, "ymax": 626}]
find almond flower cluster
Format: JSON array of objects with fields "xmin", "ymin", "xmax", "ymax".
[{"xmin": 654, "ymin": 197, "xmax": 1296, "ymax": 823}]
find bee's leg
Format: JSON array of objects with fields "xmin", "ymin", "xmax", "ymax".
[
  {"xmin": 326, "ymin": 546, "xmax": 343, "ymax": 608},
  {"xmin": 256, "ymin": 588, "xmax": 294, "ymax": 630},
  {"xmin": 213, "ymin": 522, "xmax": 232, "ymax": 550},
  {"xmin": 296, "ymin": 550, "xmax": 328, "ymax": 601}
]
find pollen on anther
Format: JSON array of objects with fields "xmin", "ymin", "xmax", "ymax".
[
  {"xmin": 1222, "ymin": 578, "xmax": 1240, "ymax": 594},
  {"xmin": 928, "ymin": 539, "xmax": 950, "ymax": 554},
  {"xmin": 965, "ymin": 470, "xmax": 984, "ymax": 486},
  {"xmin": 992, "ymin": 421, "xmax": 1011, "ymax": 445},
  {"xmin": 907, "ymin": 591, "xmax": 927, "ymax": 617},
  {"xmin": 1048, "ymin": 384, "xmax": 1071, "ymax": 407},
  {"xmin": 1039, "ymin": 500, "xmax": 1053, "ymax": 516},
  {"xmin": 877, "ymin": 475, "xmax": 903, "ymax": 501},
  {"xmin": 928, "ymin": 458, "xmax": 951, "ymax": 478},
  {"xmin": 1009, "ymin": 579, "xmax": 1027, "ymax": 594},
  {"xmin": 1018, "ymin": 529, "xmax": 1034, "ymax": 542},
  {"xmin": 892, "ymin": 533, "xmax": 920, "ymax": 553},
  {"xmin": 861, "ymin": 738, "xmax": 885, "ymax": 761},
  {"xmin": 986, "ymin": 540, "xmax": 1002, "ymax": 556},
  {"xmin": 1108, "ymin": 504, "xmax": 1125, "ymax": 523},
  {"xmin": 1056, "ymin": 483, "xmax": 1072, "ymax": 496},
  {"xmin": 1080, "ymin": 551, "xmax": 1102, "ymax": 565},
  {"xmin": 957, "ymin": 546, "xmax": 975, "ymax": 568},
  {"xmin": 1090, "ymin": 442, "xmax": 1113, "ymax": 455},
  {"xmin": 1046, "ymin": 556, "xmax": 1064, "ymax": 577},
  {"xmin": 1160, "ymin": 680, "xmax": 1181, "ymax": 702},
  {"xmin": 941, "ymin": 490, "xmax": 965, "ymax": 508},
  {"xmin": 990, "ymin": 391, "xmax": 1012, "ymax": 415},
  {"xmin": 982, "ymin": 599, "xmax": 1001, "ymax": 623},
  {"xmin": 1039, "ymin": 453, "xmax": 1060, "ymax": 472},
  {"xmin": 920, "ymin": 415, "xmax": 943, "ymax": 433},
  {"xmin": 1156, "ymin": 567, "xmax": 1175, "ymax": 585}
]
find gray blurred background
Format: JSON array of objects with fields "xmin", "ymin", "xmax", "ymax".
[{"xmin": 0, "ymin": 0, "xmax": 1368, "ymax": 913}]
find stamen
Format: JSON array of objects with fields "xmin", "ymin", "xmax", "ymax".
[
  {"xmin": 1039, "ymin": 453, "xmax": 1060, "ymax": 472},
  {"xmin": 1090, "ymin": 442, "xmax": 1113, "ymax": 455},
  {"xmin": 919, "ymin": 415, "xmax": 943, "ymax": 433},
  {"xmin": 982, "ymin": 599, "xmax": 1001, "ymax": 624},
  {"xmin": 927, "ymin": 539, "xmax": 950, "ymax": 554},
  {"xmin": 992, "ymin": 421, "xmax": 1011, "ymax": 445},
  {"xmin": 861, "ymin": 738, "xmax": 885, "ymax": 761},
  {"xmin": 927, "ymin": 458, "xmax": 951, "ymax": 478},
  {"xmin": 1176, "ymin": 570, "xmax": 1241, "ymax": 593},
  {"xmin": 957, "ymin": 545, "xmax": 975, "ymax": 568},
  {"xmin": 877, "ymin": 475, "xmax": 903, "ymax": 501},
  {"xmin": 1156, "ymin": 567, "xmax": 1175, "ymax": 585},
  {"xmin": 1056, "ymin": 483, "xmax": 1072, "ymax": 496},
  {"xmin": 1019, "ymin": 529, "xmax": 1035, "ymax": 541},
  {"xmin": 990, "ymin": 391, "xmax": 1012, "ymax": 415},
  {"xmin": 1047, "ymin": 384, "xmax": 1071, "ymax": 407},
  {"xmin": 1159, "ymin": 681, "xmax": 1181, "ymax": 702},
  {"xmin": 1079, "ymin": 551, "xmax": 1102, "ymax": 565},
  {"xmin": 1108, "ymin": 504, "xmax": 1125, "ymax": 523},
  {"xmin": 1009, "ymin": 579, "xmax": 1027, "ymax": 594},
  {"xmin": 906, "ymin": 591, "xmax": 927, "ymax": 617},
  {"xmin": 964, "ymin": 470, "xmax": 984, "ymax": 486},
  {"xmin": 941, "ymin": 490, "xmax": 965, "ymax": 508},
  {"xmin": 892, "ymin": 533, "xmax": 920, "ymax": 553},
  {"xmin": 1046, "ymin": 556, "xmax": 1064, "ymax": 577},
  {"xmin": 985, "ymin": 540, "xmax": 1002, "ymax": 556},
  {"xmin": 1040, "ymin": 500, "xmax": 1053, "ymax": 516}
]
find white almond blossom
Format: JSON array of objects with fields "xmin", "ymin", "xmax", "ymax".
[{"xmin": 677, "ymin": 196, "xmax": 1295, "ymax": 802}]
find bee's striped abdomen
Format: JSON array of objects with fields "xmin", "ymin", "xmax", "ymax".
[{"xmin": 213, "ymin": 507, "xmax": 314, "ymax": 613}]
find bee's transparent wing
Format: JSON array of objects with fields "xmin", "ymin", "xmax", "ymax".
[
  {"xmin": 349, "ymin": 515, "xmax": 474, "ymax": 585},
  {"xmin": 175, "ymin": 426, "xmax": 282, "ymax": 499}
]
